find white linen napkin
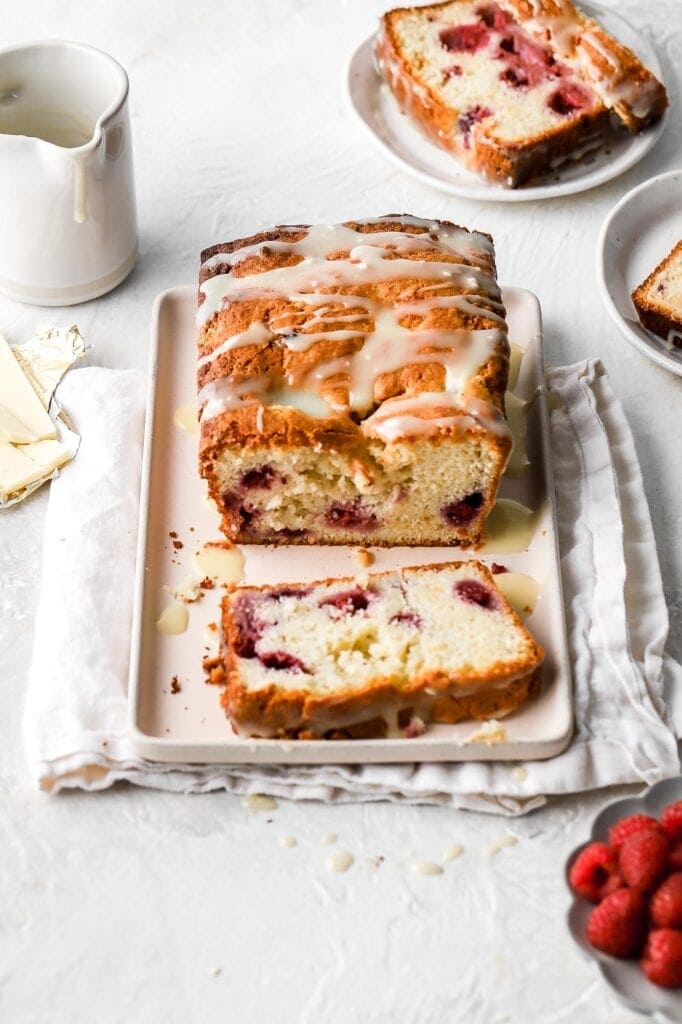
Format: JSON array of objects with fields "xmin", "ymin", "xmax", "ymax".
[{"xmin": 23, "ymin": 361, "xmax": 682, "ymax": 814}]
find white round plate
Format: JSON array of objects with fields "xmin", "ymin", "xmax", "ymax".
[
  {"xmin": 597, "ymin": 169, "xmax": 682, "ymax": 376},
  {"xmin": 345, "ymin": 1, "xmax": 666, "ymax": 202},
  {"xmin": 566, "ymin": 777, "xmax": 682, "ymax": 1023}
]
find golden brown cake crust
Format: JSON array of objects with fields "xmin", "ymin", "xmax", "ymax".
[
  {"xmin": 197, "ymin": 215, "xmax": 512, "ymax": 546},
  {"xmin": 631, "ymin": 240, "xmax": 682, "ymax": 343},
  {"xmin": 219, "ymin": 560, "xmax": 545, "ymax": 738}
]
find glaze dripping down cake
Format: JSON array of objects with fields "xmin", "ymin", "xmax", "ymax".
[
  {"xmin": 632, "ymin": 241, "xmax": 682, "ymax": 350},
  {"xmin": 216, "ymin": 561, "xmax": 544, "ymax": 739},
  {"xmin": 197, "ymin": 215, "xmax": 512, "ymax": 547},
  {"xmin": 375, "ymin": 0, "xmax": 668, "ymax": 187}
]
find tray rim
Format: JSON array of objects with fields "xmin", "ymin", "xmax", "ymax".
[{"xmin": 127, "ymin": 284, "xmax": 574, "ymax": 765}]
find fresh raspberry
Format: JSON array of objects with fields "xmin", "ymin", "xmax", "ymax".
[
  {"xmin": 670, "ymin": 842, "xmax": 682, "ymax": 872},
  {"xmin": 651, "ymin": 874, "xmax": 682, "ymax": 928},
  {"xmin": 608, "ymin": 814, "xmax": 663, "ymax": 851},
  {"xmin": 662, "ymin": 801, "xmax": 682, "ymax": 843},
  {"xmin": 619, "ymin": 830, "xmax": 669, "ymax": 893},
  {"xmin": 569, "ymin": 843, "xmax": 618, "ymax": 903},
  {"xmin": 586, "ymin": 889, "xmax": 648, "ymax": 958},
  {"xmin": 600, "ymin": 873, "xmax": 625, "ymax": 899},
  {"xmin": 641, "ymin": 929, "xmax": 682, "ymax": 987}
]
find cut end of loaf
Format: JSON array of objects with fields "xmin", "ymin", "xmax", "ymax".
[{"xmin": 632, "ymin": 241, "xmax": 682, "ymax": 349}]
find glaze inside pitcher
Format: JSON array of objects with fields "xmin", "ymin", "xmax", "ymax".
[{"xmin": 0, "ymin": 42, "xmax": 125, "ymax": 149}]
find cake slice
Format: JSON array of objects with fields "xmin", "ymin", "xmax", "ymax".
[
  {"xmin": 197, "ymin": 215, "xmax": 512, "ymax": 548},
  {"xmin": 632, "ymin": 241, "xmax": 682, "ymax": 350},
  {"xmin": 375, "ymin": 0, "xmax": 667, "ymax": 187},
  {"xmin": 497, "ymin": 0, "xmax": 668, "ymax": 133},
  {"xmin": 217, "ymin": 561, "xmax": 544, "ymax": 739}
]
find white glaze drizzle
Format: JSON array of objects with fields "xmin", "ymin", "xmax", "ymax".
[
  {"xmin": 522, "ymin": 0, "xmax": 580, "ymax": 58},
  {"xmin": 198, "ymin": 376, "xmax": 333, "ymax": 421},
  {"xmin": 197, "ymin": 321, "xmax": 274, "ymax": 368},
  {"xmin": 197, "ymin": 219, "xmax": 509, "ymax": 443},
  {"xmin": 580, "ymin": 26, "xmax": 622, "ymax": 71},
  {"xmin": 578, "ymin": 25, "xmax": 660, "ymax": 120},
  {"xmin": 361, "ymin": 391, "xmax": 510, "ymax": 444},
  {"xmin": 666, "ymin": 328, "xmax": 682, "ymax": 351}
]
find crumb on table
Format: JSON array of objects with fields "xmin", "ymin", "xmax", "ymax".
[
  {"xmin": 170, "ymin": 675, "xmax": 181, "ymax": 694},
  {"xmin": 357, "ymin": 547, "xmax": 375, "ymax": 568}
]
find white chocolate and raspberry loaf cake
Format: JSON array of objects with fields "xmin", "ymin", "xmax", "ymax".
[
  {"xmin": 216, "ymin": 560, "xmax": 544, "ymax": 739},
  {"xmin": 197, "ymin": 216, "xmax": 512, "ymax": 548},
  {"xmin": 632, "ymin": 241, "xmax": 682, "ymax": 350},
  {"xmin": 375, "ymin": 0, "xmax": 667, "ymax": 187}
]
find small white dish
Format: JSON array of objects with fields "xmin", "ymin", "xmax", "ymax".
[
  {"xmin": 597, "ymin": 169, "xmax": 682, "ymax": 377},
  {"xmin": 566, "ymin": 777, "xmax": 682, "ymax": 1023},
  {"xmin": 345, "ymin": 1, "xmax": 666, "ymax": 203}
]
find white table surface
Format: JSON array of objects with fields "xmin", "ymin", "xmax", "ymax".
[{"xmin": 2, "ymin": 2, "xmax": 681, "ymax": 1021}]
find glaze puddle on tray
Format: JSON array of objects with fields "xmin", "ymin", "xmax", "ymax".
[
  {"xmin": 481, "ymin": 499, "xmax": 539, "ymax": 554},
  {"xmin": 192, "ymin": 542, "xmax": 244, "ymax": 585},
  {"xmin": 495, "ymin": 572, "xmax": 540, "ymax": 618},
  {"xmin": 173, "ymin": 403, "xmax": 199, "ymax": 433},
  {"xmin": 156, "ymin": 604, "xmax": 189, "ymax": 635}
]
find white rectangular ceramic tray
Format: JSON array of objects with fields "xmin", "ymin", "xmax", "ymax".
[{"xmin": 128, "ymin": 285, "xmax": 572, "ymax": 764}]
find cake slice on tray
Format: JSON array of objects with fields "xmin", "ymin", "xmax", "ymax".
[
  {"xmin": 632, "ymin": 241, "xmax": 682, "ymax": 350},
  {"xmin": 214, "ymin": 561, "xmax": 544, "ymax": 739},
  {"xmin": 197, "ymin": 215, "xmax": 512, "ymax": 548},
  {"xmin": 374, "ymin": 0, "xmax": 668, "ymax": 187}
]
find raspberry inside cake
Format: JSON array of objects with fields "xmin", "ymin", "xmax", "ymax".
[
  {"xmin": 197, "ymin": 216, "xmax": 512, "ymax": 547},
  {"xmin": 375, "ymin": 0, "xmax": 667, "ymax": 187},
  {"xmin": 632, "ymin": 241, "xmax": 682, "ymax": 350},
  {"xmin": 218, "ymin": 561, "xmax": 544, "ymax": 739}
]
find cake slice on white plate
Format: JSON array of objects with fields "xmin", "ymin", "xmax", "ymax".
[{"xmin": 374, "ymin": 0, "xmax": 668, "ymax": 187}]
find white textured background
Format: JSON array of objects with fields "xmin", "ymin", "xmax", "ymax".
[{"xmin": 1, "ymin": 2, "xmax": 681, "ymax": 1021}]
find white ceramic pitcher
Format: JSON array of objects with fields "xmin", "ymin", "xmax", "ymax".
[{"xmin": 0, "ymin": 40, "xmax": 138, "ymax": 306}]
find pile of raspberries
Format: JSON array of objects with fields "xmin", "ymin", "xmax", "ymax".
[{"xmin": 569, "ymin": 801, "xmax": 682, "ymax": 987}]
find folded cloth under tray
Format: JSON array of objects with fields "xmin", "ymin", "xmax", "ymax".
[{"xmin": 22, "ymin": 361, "xmax": 682, "ymax": 815}]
